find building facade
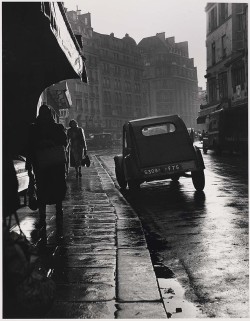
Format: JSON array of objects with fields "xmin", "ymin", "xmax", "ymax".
[
  {"xmin": 138, "ymin": 33, "xmax": 200, "ymax": 129},
  {"xmin": 64, "ymin": 9, "xmax": 200, "ymax": 138},
  {"xmin": 93, "ymin": 31, "xmax": 145, "ymax": 139},
  {"xmin": 198, "ymin": 3, "xmax": 248, "ymax": 142},
  {"xmin": 65, "ymin": 9, "xmax": 145, "ymax": 139}
]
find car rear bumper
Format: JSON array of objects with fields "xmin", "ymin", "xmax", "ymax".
[{"xmin": 141, "ymin": 160, "xmax": 197, "ymax": 179}]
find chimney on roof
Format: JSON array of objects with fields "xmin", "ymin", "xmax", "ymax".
[{"xmin": 76, "ymin": 5, "xmax": 81, "ymax": 15}]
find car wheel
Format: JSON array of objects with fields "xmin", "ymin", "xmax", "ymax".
[
  {"xmin": 128, "ymin": 180, "xmax": 140, "ymax": 191},
  {"xmin": 191, "ymin": 170, "xmax": 205, "ymax": 191},
  {"xmin": 171, "ymin": 174, "xmax": 180, "ymax": 182},
  {"xmin": 203, "ymin": 147, "xmax": 207, "ymax": 154},
  {"xmin": 114, "ymin": 158, "xmax": 127, "ymax": 190}
]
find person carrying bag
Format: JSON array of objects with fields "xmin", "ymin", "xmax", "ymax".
[
  {"xmin": 81, "ymin": 154, "xmax": 91, "ymax": 167},
  {"xmin": 67, "ymin": 119, "xmax": 87, "ymax": 178}
]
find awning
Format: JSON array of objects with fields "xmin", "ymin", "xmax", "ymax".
[
  {"xmin": 2, "ymin": 2, "xmax": 88, "ymax": 155},
  {"xmin": 41, "ymin": 2, "xmax": 87, "ymax": 83},
  {"xmin": 196, "ymin": 103, "xmax": 221, "ymax": 124},
  {"xmin": 198, "ymin": 104, "xmax": 221, "ymax": 117}
]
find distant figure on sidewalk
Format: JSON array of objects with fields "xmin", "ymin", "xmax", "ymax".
[
  {"xmin": 27, "ymin": 104, "xmax": 67, "ymax": 228},
  {"xmin": 67, "ymin": 119, "xmax": 87, "ymax": 178}
]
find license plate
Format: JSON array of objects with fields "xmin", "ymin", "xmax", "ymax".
[
  {"xmin": 143, "ymin": 164, "xmax": 182, "ymax": 176},
  {"xmin": 164, "ymin": 164, "xmax": 182, "ymax": 173},
  {"xmin": 143, "ymin": 167, "xmax": 162, "ymax": 176}
]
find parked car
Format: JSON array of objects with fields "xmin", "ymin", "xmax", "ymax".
[{"xmin": 114, "ymin": 115, "xmax": 205, "ymax": 191}]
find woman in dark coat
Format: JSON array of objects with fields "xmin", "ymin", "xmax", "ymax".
[
  {"xmin": 27, "ymin": 104, "xmax": 67, "ymax": 227},
  {"xmin": 67, "ymin": 119, "xmax": 87, "ymax": 178}
]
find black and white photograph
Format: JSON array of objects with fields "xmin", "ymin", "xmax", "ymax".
[{"xmin": 2, "ymin": 0, "xmax": 248, "ymax": 318}]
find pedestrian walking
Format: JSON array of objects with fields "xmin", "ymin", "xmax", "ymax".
[
  {"xmin": 27, "ymin": 104, "xmax": 67, "ymax": 229},
  {"xmin": 67, "ymin": 119, "xmax": 87, "ymax": 178}
]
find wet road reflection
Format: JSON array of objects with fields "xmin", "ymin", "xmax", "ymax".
[{"xmin": 98, "ymin": 149, "xmax": 249, "ymax": 318}]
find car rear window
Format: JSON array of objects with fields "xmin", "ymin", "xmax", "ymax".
[{"xmin": 142, "ymin": 123, "xmax": 176, "ymax": 136}]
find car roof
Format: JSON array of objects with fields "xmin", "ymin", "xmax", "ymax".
[{"xmin": 127, "ymin": 114, "xmax": 181, "ymax": 127}]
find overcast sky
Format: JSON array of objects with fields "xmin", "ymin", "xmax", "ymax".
[{"xmin": 64, "ymin": 0, "xmax": 209, "ymax": 89}]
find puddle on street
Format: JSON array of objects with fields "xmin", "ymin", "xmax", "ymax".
[
  {"xmin": 158, "ymin": 277, "xmax": 204, "ymax": 318},
  {"xmin": 154, "ymin": 264, "xmax": 204, "ymax": 318}
]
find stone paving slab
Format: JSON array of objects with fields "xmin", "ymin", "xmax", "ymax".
[
  {"xmin": 117, "ymin": 248, "xmax": 161, "ymax": 302},
  {"xmin": 64, "ymin": 222, "xmax": 116, "ymax": 229},
  {"xmin": 66, "ymin": 218, "xmax": 116, "ymax": 224},
  {"xmin": 117, "ymin": 219, "xmax": 143, "ymax": 230},
  {"xmin": 115, "ymin": 302, "xmax": 167, "ymax": 319},
  {"xmin": 51, "ymin": 267, "xmax": 115, "ymax": 284},
  {"xmin": 68, "ymin": 212, "xmax": 116, "ymax": 218},
  {"xmin": 115, "ymin": 206, "xmax": 139, "ymax": 219},
  {"xmin": 47, "ymin": 235, "xmax": 116, "ymax": 246},
  {"xmin": 53, "ymin": 254, "xmax": 116, "ymax": 268},
  {"xmin": 54, "ymin": 245, "xmax": 116, "ymax": 255},
  {"xmin": 55, "ymin": 283, "xmax": 115, "ymax": 301},
  {"xmin": 62, "ymin": 228, "xmax": 116, "ymax": 237},
  {"xmin": 117, "ymin": 229, "xmax": 147, "ymax": 248},
  {"xmin": 47, "ymin": 301, "xmax": 116, "ymax": 319}
]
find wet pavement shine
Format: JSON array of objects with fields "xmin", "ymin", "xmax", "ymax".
[{"xmin": 11, "ymin": 155, "xmax": 167, "ymax": 319}]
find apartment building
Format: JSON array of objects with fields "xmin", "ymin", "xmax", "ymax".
[
  {"xmin": 65, "ymin": 9, "xmax": 144, "ymax": 138},
  {"xmin": 94, "ymin": 31, "xmax": 145, "ymax": 138},
  {"xmin": 65, "ymin": 11, "xmax": 100, "ymax": 133},
  {"xmin": 198, "ymin": 3, "xmax": 248, "ymax": 137},
  {"xmin": 138, "ymin": 32, "xmax": 200, "ymax": 129}
]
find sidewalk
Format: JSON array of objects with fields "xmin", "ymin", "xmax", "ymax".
[{"xmin": 13, "ymin": 155, "xmax": 168, "ymax": 319}]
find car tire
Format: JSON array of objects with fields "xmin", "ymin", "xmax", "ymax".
[
  {"xmin": 114, "ymin": 158, "xmax": 127, "ymax": 190},
  {"xmin": 128, "ymin": 180, "xmax": 140, "ymax": 191},
  {"xmin": 191, "ymin": 170, "xmax": 205, "ymax": 191},
  {"xmin": 171, "ymin": 174, "xmax": 180, "ymax": 182},
  {"xmin": 203, "ymin": 147, "xmax": 207, "ymax": 154}
]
